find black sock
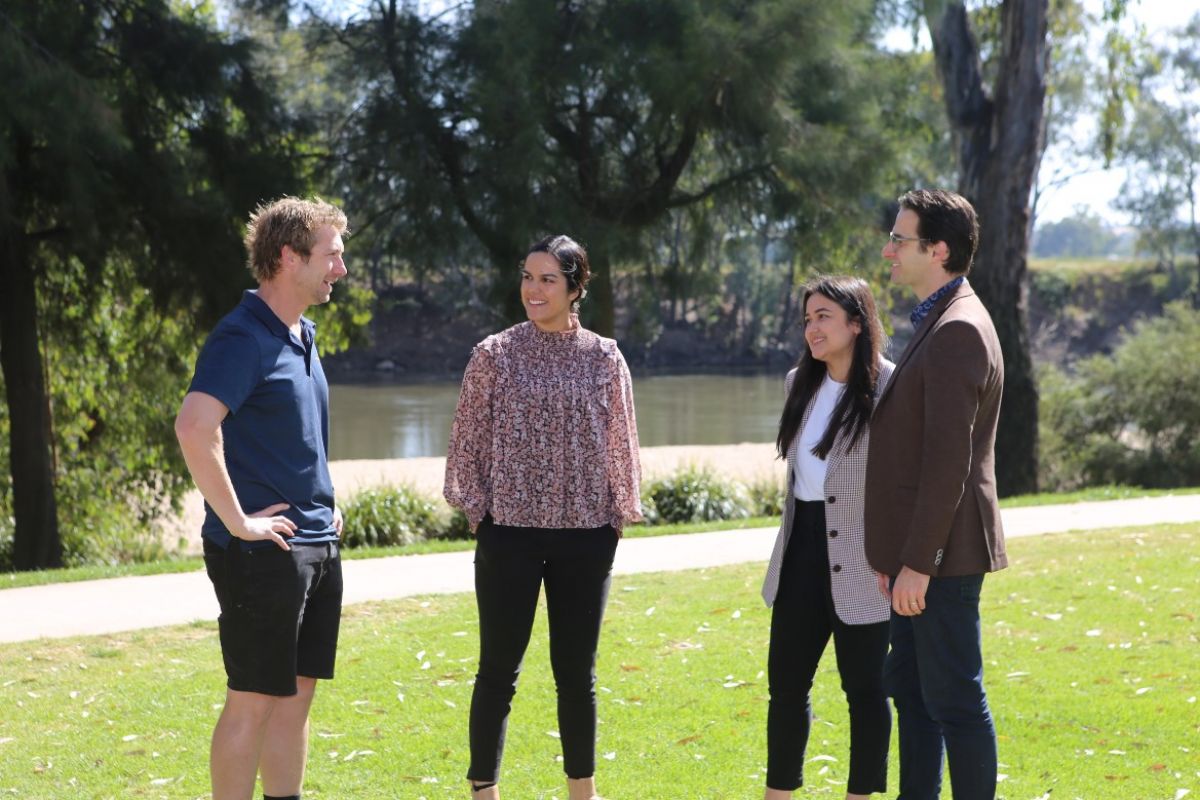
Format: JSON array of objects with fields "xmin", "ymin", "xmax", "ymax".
[{"xmin": 263, "ymin": 795, "xmax": 300, "ymax": 800}]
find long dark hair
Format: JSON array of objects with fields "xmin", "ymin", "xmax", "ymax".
[{"xmin": 776, "ymin": 276, "xmax": 885, "ymax": 460}]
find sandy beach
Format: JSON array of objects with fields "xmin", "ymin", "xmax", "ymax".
[{"xmin": 167, "ymin": 443, "xmax": 782, "ymax": 551}]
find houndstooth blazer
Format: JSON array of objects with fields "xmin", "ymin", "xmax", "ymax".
[{"xmin": 761, "ymin": 359, "xmax": 895, "ymax": 625}]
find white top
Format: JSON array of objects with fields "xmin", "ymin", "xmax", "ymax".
[{"xmin": 791, "ymin": 375, "xmax": 846, "ymax": 501}]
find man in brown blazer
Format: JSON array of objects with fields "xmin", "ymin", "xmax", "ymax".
[{"xmin": 864, "ymin": 189, "xmax": 1007, "ymax": 799}]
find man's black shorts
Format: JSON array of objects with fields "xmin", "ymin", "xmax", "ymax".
[{"xmin": 203, "ymin": 539, "xmax": 343, "ymax": 696}]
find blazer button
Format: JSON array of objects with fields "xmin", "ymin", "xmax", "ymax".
[
  {"xmin": 831, "ymin": 564, "xmax": 842, "ymax": 573},
  {"xmin": 827, "ymin": 495, "xmax": 836, "ymax": 503},
  {"xmin": 828, "ymin": 529, "xmax": 838, "ymax": 538}
]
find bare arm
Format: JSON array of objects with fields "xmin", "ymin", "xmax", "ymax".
[{"xmin": 175, "ymin": 391, "xmax": 297, "ymax": 550}]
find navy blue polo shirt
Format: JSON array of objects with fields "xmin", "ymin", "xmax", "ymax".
[{"xmin": 188, "ymin": 290, "xmax": 337, "ymax": 549}]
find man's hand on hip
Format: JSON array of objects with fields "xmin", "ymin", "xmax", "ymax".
[
  {"xmin": 892, "ymin": 565, "xmax": 930, "ymax": 616},
  {"xmin": 233, "ymin": 503, "xmax": 297, "ymax": 550}
]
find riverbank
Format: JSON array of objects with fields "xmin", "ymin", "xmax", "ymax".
[{"xmin": 165, "ymin": 443, "xmax": 782, "ymax": 552}]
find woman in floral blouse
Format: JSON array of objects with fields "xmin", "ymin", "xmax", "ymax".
[{"xmin": 444, "ymin": 234, "xmax": 642, "ymax": 800}]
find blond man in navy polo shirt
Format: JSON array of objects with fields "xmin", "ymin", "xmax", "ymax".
[{"xmin": 176, "ymin": 197, "xmax": 349, "ymax": 800}]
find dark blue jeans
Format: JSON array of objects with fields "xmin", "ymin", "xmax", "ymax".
[{"xmin": 885, "ymin": 573, "xmax": 997, "ymax": 800}]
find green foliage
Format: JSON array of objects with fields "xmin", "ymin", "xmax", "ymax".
[
  {"xmin": 317, "ymin": 0, "xmax": 895, "ymax": 336},
  {"xmin": 340, "ymin": 486, "xmax": 443, "ymax": 549},
  {"xmin": 0, "ymin": 0, "xmax": 313, "ymax": 568},
  {"xmin": 643, "ymin": 465, "xmax": 753, "ymax": 525},
  {"xmin": 306, "ymin": 282, "xmax": 375, "ymax": 355},
  {"xmin": 0, "ymin": 259, "xmax": 199, "ymax": 566},
  {"xmin": 744, "ymin": 474, "xmax": 786, "ymax": 518},
  {"xmin": 1039, "ymin": 302, "xmax": 1200, "ymax": 489},
  {"xmin": 436, "ymin": 508, "xmax": 474, "ymax": 542}
]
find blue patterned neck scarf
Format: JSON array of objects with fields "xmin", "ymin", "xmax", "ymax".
[{"xmin": 910, "ymin": 275, "xmax": 965, "ymax": 329}]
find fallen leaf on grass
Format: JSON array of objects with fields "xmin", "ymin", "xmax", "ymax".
[{"xmin": 676, "ymin": 735, "xmax": 702, "ymax": 745}]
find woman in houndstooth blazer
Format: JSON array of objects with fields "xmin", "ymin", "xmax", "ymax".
[{"xmin": 760, "ymin": 276, "xmax": 895, "ymax": 800}]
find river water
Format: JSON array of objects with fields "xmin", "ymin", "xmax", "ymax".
[{"xmin": 329, "ymin": 372, "xmax": 786, "ymax": 460}]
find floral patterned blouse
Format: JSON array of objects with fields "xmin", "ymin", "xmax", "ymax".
[{"xmin": 443, "ymin": 316, "xmax": 643, "ymax": 532}]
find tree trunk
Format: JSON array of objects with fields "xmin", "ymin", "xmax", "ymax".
[
  {"xmin": 584, "ymin": 235, "xmax": 617, "ymax": 338},
  {"xmin": 0, "ymin": 230, "xmax": 63, "ymax": 569},
  {"xmin": 777, "ymin": 254, "xmax": 798, "ymax": 344},
  {"xmin": 926, "ymin": 0, "xmax": 1046, "ymax": 496}
]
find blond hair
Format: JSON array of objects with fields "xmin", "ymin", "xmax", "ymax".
[{"xmin": 244, "ymin": 196, "xmax": 349, "ymax": 282}]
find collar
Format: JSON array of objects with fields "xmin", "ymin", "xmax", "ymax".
[
  {"xmin": 240, "ymin": 290, "xmax": 316, "ymax": 345},
  {"xmin": 910, "ymin": 275, "xmax": 965, "ymax": 329}
]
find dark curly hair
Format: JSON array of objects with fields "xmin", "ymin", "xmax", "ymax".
[{"xmin": 525, "ymin": 234, "xmax": 591, "ymax": 311}]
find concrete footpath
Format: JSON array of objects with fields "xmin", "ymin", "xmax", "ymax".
[{"xmin": 2, "ymin": 495, "xmax": 1198, "ymax": 645}]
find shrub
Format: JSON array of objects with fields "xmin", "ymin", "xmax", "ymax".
[
  {"xmin": 744, "ymin": 474, "xmax": 786, "ymax": 517},
  {"xmin": 0, "ymin": 515, "xmax": 12, "ymax": 572},
  {"xmin": 340, "ymin": 486, "xmax": 441, "ymax": 549},
  {"xmin": 1038, "ymin": 302, "xmax": 1200, "ymax": 490},
  {"xmin": 436, "ymin": 508, "xmax": 474, "ymax": 541},
  {"xmin": 644, "ymin": 465, "xmax": 753, "ymax": 524}
]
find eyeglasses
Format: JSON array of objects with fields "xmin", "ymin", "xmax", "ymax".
[{"xmin": 886, "ymin": 232, "xmax": 927, "ymax": 246}]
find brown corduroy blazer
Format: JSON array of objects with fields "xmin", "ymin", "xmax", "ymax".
[{"xmin": 863, "ymin": 279, "xmax": 1008, "ymax": 578}]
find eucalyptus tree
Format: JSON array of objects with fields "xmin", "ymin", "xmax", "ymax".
[
  {"xmin": 0, "ymin": 1, "xmax": 299, "ymax": 569},
  {"xmin": 1115, "ymin": 14, "xmax": 1200, "ymax": 299},
  {"xmin": 901, "ymin": 0, "xmax": 1050, "ymax": 496}
]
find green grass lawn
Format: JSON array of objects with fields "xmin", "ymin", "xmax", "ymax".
[
  {"xmin": 1, "ymin": 523, "xmax": 1197, "ymax": 799},
  {"xmin": 7, "ymin": 485, "xmax": 1200, "ymax": 591}
]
